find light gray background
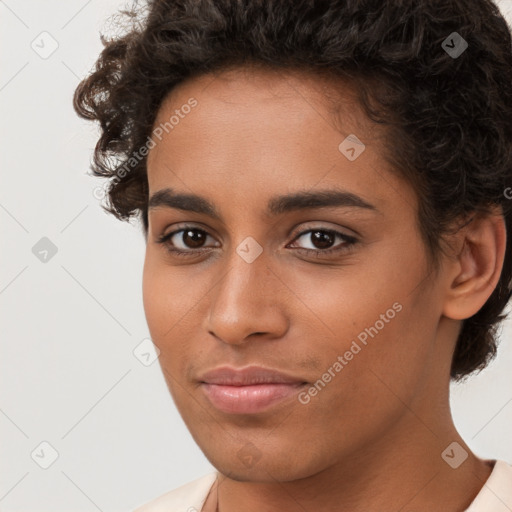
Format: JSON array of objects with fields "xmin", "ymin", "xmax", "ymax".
[{"xmin": 1, "ymin": 1, "xmax": 511, "ymax": 511}]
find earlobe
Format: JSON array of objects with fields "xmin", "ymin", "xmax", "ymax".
[{"xmin": 442, "ymin": 210, "xmax": 507, "ymax": 321}]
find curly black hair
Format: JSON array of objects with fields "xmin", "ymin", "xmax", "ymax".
[{"xmin": 73, "ymin": 0, "xmax": 512, "ymax": 381}]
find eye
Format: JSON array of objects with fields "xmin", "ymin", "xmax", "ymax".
[
  {"xmin": 287, "ymin": 228, "xmax": 357, "ymax": 257},
  {"xmin": 156, "ymin": 224, "xmax": 358, "ymax": 259},
  {"xmin": 156, "ymin": 225, "xmax": 219, "ymax": 257}
]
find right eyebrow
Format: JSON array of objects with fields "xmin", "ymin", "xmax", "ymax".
[{"xmin": 148, "ymin": 187, "xmax": 379, "ymax": 220}]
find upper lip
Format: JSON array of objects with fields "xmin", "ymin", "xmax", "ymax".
[{"xmin": 198, "ymin": 366, "xmax": 307, "ymax": 386}]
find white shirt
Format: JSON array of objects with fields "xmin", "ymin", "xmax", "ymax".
[{"xmin": 133, "ymin": 459, "xmax": 512, "ymax": 512}]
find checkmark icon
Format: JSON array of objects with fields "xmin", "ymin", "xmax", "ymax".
[
  {"xmin": 133, "ymin": 338, "xmax": 160, "ymax": 366},
  {"xmin": 442, "ymin": 32, "xmax": 468, "ymax": 59},
  {"xmin": 236, "ymin": 236, "xmax": 263, "ymax": 263},
  {"xmin": 441, "ymin": 441, "xmax": 468, "ymax": 468},
  {"xmin": 30, "ymin": 31, "xmax": 59, "ymax": 59},
  {"xmin": 32, "ymin": 237, "xmax": 58, "ymax": 263},
  {"xmin": 338, "ymin": 134, "xmax": 365, "ymax": 161},
  {"xmin": 31, "ymin": 441, "xmax": 59, "ymax": 469},
  {"xmin": 237, "ymin": 442, "xmax": 262, "ymax": 468}
]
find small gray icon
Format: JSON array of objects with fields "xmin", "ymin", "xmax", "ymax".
[
  {"xmin": 237, "ymin": 442, "xmax": 262, "ymax": 468},
  {"xmin": 133, "ymin": 338, "xmax": 160, "ymax": 366},
  {"xmin": 236, "ymin": 237, "xmax": 263, "ymax": 263},
  {"xmin": 442, "ymin": 32, "xmax": 468, "ymax": 59},
  {"xmin": 31, "ymin": 441, "xmax": 59, "ymax": 469},
  {"xmin": 441, "ymin": 441, "xmax": 468, "ymax": 469},
  {"xmin": 338, "ymin": 134, "xmax": 366, "ymax": 161},
  {"xmin": 92, "ymin": 185, "xmax": 107, "ymax": 200},
  {"xmin": 31, "ymin": 31, "xmax": 59, "ymax": 59},
  {"xmin": 32, "ymin": 237, "xmax": 58, "ymax": 263}
]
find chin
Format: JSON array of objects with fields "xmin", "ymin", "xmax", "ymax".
[{"xmin": 201, "ymin": 445, "xmax": 322, "ymax": 483}]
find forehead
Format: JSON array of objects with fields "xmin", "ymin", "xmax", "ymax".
[
  {"xmin": 153, "ymin": 65, "xmax": 369, "ymax": 135},
  {"xmin": 149, "ymin": 66, "xmax": 379, "ymax": 167},
  {"xmin": 146, "ymin": 66, "xmax": 415, "ymax": 219}
]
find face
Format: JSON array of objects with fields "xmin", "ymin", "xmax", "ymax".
[{"xmin": 143, "ymin": 67, "xmax": 453, "ymax": 481}]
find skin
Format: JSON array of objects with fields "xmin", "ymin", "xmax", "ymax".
[{"xmin": 142, "ymin": 66, "xmax": 506, "ymax": 512}]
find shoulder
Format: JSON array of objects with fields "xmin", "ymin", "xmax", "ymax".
[
  {"xmin": 133, "ymin": 472, "xmax": 219, "ymax": 512},
  {"xmin": 467, "ymin": 460, "xmax": 512, "ymax": 512}
]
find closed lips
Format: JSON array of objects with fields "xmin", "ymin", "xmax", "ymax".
[
  {"xmin": 198, "ymin": 366, "xmax": 308, "ymax": 386},
  {"xmin": 198, "ymin": 366, "xmax": 308, "ymax": 414}
]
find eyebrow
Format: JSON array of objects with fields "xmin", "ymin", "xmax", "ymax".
[{"xmin": 148, "ymin": 187, "xmax": 379, "ymax": 219}]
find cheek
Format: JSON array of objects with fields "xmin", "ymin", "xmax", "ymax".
[
  {"xmin": 142, "ymin": 249, "xmax": 213, "ymax": 378},
  {"xmin": 293, "ymin": 248, "xmax": 436, "ymax": 406},
  {"xmin": 324, "ymin": 285, "xmax": 440, "ymax": 422},
  {"xmin": 281, "ymin": 260, "xmax": 416, "ymax": 357},
  {"xmin": 142, "ymin": 253, "xmax": 170, "ymax": 340},
  {"xmin": 294, "ymin": 296, "xmax": 435, "ymax": 454},
  {"xmin": 142, "ymin": 250, "xmax": 199, "ymax": 338}
]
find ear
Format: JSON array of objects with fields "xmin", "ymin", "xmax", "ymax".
[{"xmin": 442, "ymin": 207, "xmax": 507, "ymax": 321}]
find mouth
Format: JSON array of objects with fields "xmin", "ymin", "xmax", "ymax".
[{"xmin": 198, "ymin": 366, "xmax": 308, "ymax": 414}]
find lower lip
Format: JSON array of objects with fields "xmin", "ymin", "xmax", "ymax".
[{"xmin": 200, "ymin": 382, "xmax": 306, "ymax": 414}]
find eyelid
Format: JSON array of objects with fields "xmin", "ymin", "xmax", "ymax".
[
  {"xmin": 288, "ymin": 221, "xmax": 358, "ymax": 240},
  {"xmin": 158, "ymin": 222, "xmax": 218, "ymax": 241},
  {"xmin": 156, "ymin": 222, "xmax": 358, "ymax": 258},
  {"xmin": 158, "ymin": 221, "xmax": 356, "ymax": 243},
  {"xmin": 286, "ymin": 227, "xmax": 358, "ymax": 254}
]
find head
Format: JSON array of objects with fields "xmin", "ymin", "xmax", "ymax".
[{"xmin": 74, "ymin": 0, "xmax": 512, "ymax": 481}]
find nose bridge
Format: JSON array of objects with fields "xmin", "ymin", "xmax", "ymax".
[{"xmin": 205, "ymin": 242, "xmax": 287, "ymax": 344}]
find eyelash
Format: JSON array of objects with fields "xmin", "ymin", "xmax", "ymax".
[{"xmin": 156, "ymin": 224, "xmax": 358, "ymax": 259}]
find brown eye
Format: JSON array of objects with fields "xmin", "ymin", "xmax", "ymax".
[
  {"xmin": 156, "ymin": 225, "xmax": 219, "ymax": 257},
  {"xmin": 175, "ymin": 228, "xmax": 208, "ymax": 249},
  {"xmin": 308, "ymin": 230, "xmax": 336, "ymax": 249},
  {"xmin": 288, "ymin": 228, "xmax": 357, "ymax": 257}
]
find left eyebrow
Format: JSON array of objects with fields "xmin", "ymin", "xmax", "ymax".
[
  {"xmin": 267, "ymin": 189, "xmax": 379, "ymax": 216},
  {"xmin": 147, "ymin": 187, "xmax": 379, "ymax": 220}
]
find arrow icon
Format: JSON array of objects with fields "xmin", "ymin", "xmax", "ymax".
[
  {"xmin": 237, "ymin": 441, "xmax": 262, "ymax": 468},
  {"xmin": 134, "ymin": 338, "xmax": 160, "ymax": 366},
  {"xmin": 32, "ymin": 237, "xmax": 58, "ymax": 263},
  {"xmin": 339, "ymin": 134, "xmax": 365, "ymax": 161},
  {"xmin": 239, "ymin": 244, "xmax": 249, "ymax": 253},
  {"xmin": 441, "ymin": 32, "xmax": 468, "ymax": 59}
]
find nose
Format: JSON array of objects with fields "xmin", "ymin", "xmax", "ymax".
[{"xmin": 204, "ymin": 248, "xmax": 289, "ymax": 346}]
